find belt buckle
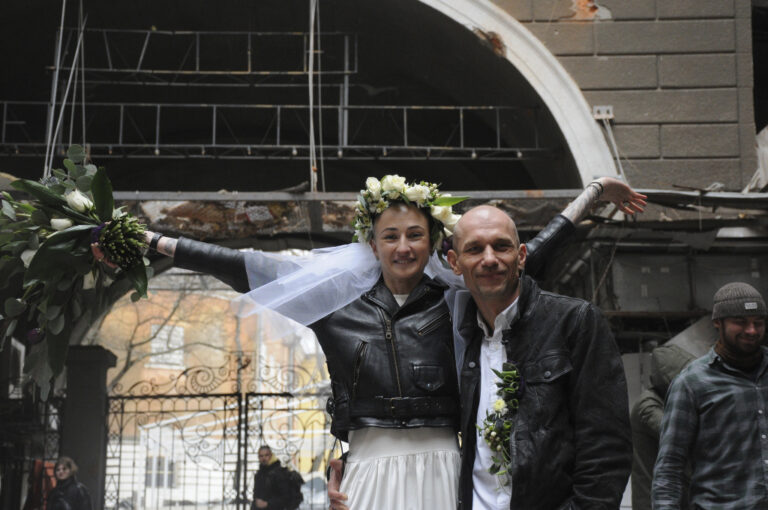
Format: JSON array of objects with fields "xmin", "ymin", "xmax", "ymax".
[{"xmin": 388, "ymin": 397, "xmax": 403, "ymax": 417}]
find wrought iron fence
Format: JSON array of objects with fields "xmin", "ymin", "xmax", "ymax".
[{"xmin": 105, "ymin": 356, "xmax": 333, "ymax": 510}]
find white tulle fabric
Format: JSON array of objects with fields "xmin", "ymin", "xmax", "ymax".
[
  {"xmin": 231, "ymin": 243, "xmax": 472, "ymax": 367},
  {"xmin": 340, "ymin": 427, "xmax": 460, "ymax": 510}
]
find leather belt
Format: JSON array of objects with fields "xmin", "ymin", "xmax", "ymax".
[{"xmin": 349, "ymin": 396, "xmax": 458, "ymax": 418}]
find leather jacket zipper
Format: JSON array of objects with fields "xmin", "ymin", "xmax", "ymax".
[
  {"xmin": 383, "ymin": 314, "xmax": 404, "ymax": 396},
  {"xmin": 418, "ymin": 311, "xmax": 450, "ymax": 336},
  {"xmin": 351, "ymin": 341, "xmax": 368, "ymax": 399}
]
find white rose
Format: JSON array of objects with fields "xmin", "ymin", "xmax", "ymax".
[
  {"xmin": 366, "ymin": 177, "xmax": 382, "ymax": 201},
  {"xmin": 404, "ymin": 184, "xmax": 430, "ymax": 204},
  {"xmin": 493, "ymin": 399, "xmax": 507, "ymax": 413},
  {"xmin": 65, "ymin": 190, "xmax": 93, "ymax": 213},
  {"xmin": 82, "ymin": 272, "xmax": 96, "ymax": 290},
  {"xmin": 50, "ymin": 218, "xmax": 74, "ymax": 231},
  {"xmin": 430, "ymin": 205, "xmax": 454, "ymax": 224},
  {"xmin": 20, "ymin": 249, "xmax": 37, "ymax": 268},
  {"xmin": 381, "ymin": 174, "xmax": 406, "ymax": 193},
  {"xmin": 445, "ymin": 213, "xmax": 461, "ymax": 229}
]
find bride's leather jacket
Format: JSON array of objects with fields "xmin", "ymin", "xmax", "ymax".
[
  {"xmin": 314, "ymin": 275, "xmax": 457, "ymax": 440},
  {"xmin": 172, "ymin": 214, "xmax": 574, "ymax": 440}
]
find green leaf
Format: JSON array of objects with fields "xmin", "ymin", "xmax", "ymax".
[
  {"xmin": 45, "ymin": 304, "xmax": 62, "ymax": 321},
  {"xmin": 63, "ymin": 159, "xmax": 76, "ymax": 175},
  {"xmin": 24, "ymin": 225, "xmax": 93, "ymax": 284},
  {"xmin": 70, "ymin": 295, "xmax": 82, "ymax": 319},
  {"xmin": 11, "ymin": 179, "xmax": 68, "ymax": 208},
  {"xmin": 432, "ymin": 195, "xmax": 468, "ymax": 207},
  {"xmin": 70, "ymin": 163, "xmax": 86, "ymax": 179},
  {"xmin": 30, "ymin": 209, "xmax": 50, "ymax": 226},
  {"xmin": 67, "ymin": 145, "xmax": 86, "ymax": 164},
  {"xmin": 3, "ymin": 319, "xmax": 18, "ymax": 340},
  {"xmin": 2, "ymin": 199, "xmax": 17, "ymax": 220},
  {"xmin": 48, "ymin": 313, "xmax": 65, "ymax": 335},
  {"xmin": 46, "ymin": 327, "xmax": 70, "ymax": 377},
  {"xmin": 84, "ymin": 164, "xmax": 98, "ymax": 176},
  {"xmin": 52, "ymin": 168, "xmax": 68, "ymax": 181},
  {"xmin": 125, "ymin": 262, "xmax": 148, "ymax": 298},
  {"xmin": 75, "ymin": 175, "xmax": 93, "ymax": 193},
  {"xmin": 91, "ymin": 167, "xmax": 114, "ymax": 223},
  {"xmin": 4, "ymin": 297, "xmax": 26, "ymax": 317}
]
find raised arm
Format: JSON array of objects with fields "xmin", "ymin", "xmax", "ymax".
[
  {"xmin": 144, "ymin": 231, "xmax": 250, "ymax": 293},
  {"xmin": 525, "ymin": 177, "xmax": 646, "ymax": 278}
]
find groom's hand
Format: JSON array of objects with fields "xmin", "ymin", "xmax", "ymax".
[{"xmin": 328, "ymin": 458, "xmax": 348, "ymax": 510}]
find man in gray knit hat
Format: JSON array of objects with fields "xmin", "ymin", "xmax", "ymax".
[{"xmin": 652, "ymin": 282, "xmax": 767, "ymax": 509}]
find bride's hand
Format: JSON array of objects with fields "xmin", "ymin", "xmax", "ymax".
[
  {"xmin": 597, "ymin": 177, "xmax": 647, "ymax": 215},
  {"xmin": 328, "ymin": 458, "xmax": 348, "ymax": 510}
]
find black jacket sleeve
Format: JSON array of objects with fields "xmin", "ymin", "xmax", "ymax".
[
  {"xmin": 523, "ymin": 214, "xmax": 575, "ymax": 280},
  {"xmin": 174, "ymin": 237, "xmax": 250, "ymax": 293}
]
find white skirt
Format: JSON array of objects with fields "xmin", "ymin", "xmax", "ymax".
[{"xmin": 339, "ymin": 427, "xmax": 460, "ymax": 510}]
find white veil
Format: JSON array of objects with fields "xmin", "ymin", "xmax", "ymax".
[{"xmin": 231, "ymin": 242, "xmax": 470, "ymax": 360}]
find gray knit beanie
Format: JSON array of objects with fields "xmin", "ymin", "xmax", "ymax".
[{"xmin": 711, "ymin": 282, "xmax": 767, "ymax": 320}]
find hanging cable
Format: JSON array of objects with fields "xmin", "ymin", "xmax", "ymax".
[
  {"xmin": 79, "ymin": 0, "xmax": 86, "ymax": 147},
  {"xmin": 601, "ymin": 118, "xmax": 629, "ymax": 184},
  {"xmin": 307, "ymin": 0, "xmax": 318, "ymax": 192},
  {"xmin": 46, "ymin": 17, "xmax": 87, "ymax": 174},
  {"xmin": 315, "ymin": 0, "xmax": 326, "ymax": 191},
  {"xmin": 44, "ymin": 0, "xmax": 69, "ymax": 178}
]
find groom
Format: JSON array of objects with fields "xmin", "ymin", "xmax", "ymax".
[{"xmin": 446, "ymin": 205, "xmax": 631, "ymax": 509}]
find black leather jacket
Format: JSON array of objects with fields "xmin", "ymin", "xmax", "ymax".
[
  {"xmin": 314, "ymin": 275, "xmax": 458, "ymax": 439},
  {"xmin": 48, "ymin": 476, "xmax": 93, "ymax": 510},
  {"xmin": 457, "ymin": 275, "xmax": 631, "ymax": 510}
]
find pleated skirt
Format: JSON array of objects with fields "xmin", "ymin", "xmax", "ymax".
[{"xmin": 339, "ymin": 427, "xmax": 460, "ymax": 510}]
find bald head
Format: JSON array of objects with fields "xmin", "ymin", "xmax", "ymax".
[
  {"xmin": 453, "ymin": 205, "xmax": 519, "ymax": 251},
  {"xmin": 447, "ymin": 205, "xmax": 527, "ymax": 322}
]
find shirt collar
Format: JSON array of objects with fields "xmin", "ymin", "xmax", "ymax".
[
  {"xmin": 708, "ymin": 346, "xmax": 768, "ymax": 376},
  {"xmin": 476, "ymin": 297, "xmax": 519, "ymax": 338}
]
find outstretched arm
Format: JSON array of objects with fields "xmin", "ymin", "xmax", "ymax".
[
  {"xmin": 562, "ymin": 176, "xmax": 646, "ymax": 222},
  {"xmin": 525, "ymin": 177, "xmax": 646, "ymax": 278},
  {"xmin": 144, "ymin": 231, "xmax": 250, "ymax": 293}
]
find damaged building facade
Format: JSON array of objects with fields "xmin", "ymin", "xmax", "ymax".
[{"xmin": 1, "ymin": 0, "xmax": 767, "ymax": 509}]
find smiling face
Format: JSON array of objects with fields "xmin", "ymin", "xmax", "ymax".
[
  {"xmin": 54, "ymin": 463, "xmax": 72, "ymax": 481},
  {"xmin": 447, "ymin": 206, "xmax": 526, "ymax": 310},
  {"xmin": 370, "ymin": 203, "xmax": 432, "ymax": 295},
  {"xmin": 714, "ymin": 315, "xmax": 766, "ymax": 356}
]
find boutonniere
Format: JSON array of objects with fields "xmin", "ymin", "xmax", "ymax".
[{"xmin": 477, "ymin": 361, "xmax": 523, "ymax": 483}]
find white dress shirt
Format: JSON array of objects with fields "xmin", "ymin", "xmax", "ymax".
[{"xmin": 472, "ymin": 298, "xmax": 519, "ymax": 510}]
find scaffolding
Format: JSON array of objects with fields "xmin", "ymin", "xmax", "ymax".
[{"xmin": 0, "ymin": 23, "xmax": 558, "ymax": 164}]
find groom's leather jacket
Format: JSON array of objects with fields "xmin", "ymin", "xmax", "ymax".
[
  {"xmin": 313, "ymin": 275, "xmax": 459, "ymax": 440},
  {"xmin": 457, "ymin": 275, "xmax": 632, "ymax": 510}
]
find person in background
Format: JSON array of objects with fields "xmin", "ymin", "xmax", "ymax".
[
  {"xmin": 252, "ymin": 446, "xmax": 294, "ymax": 510},
  {"xmin": 47, "ymin": 457, "xmax": 92, "ymax": 510},
  {"xmin": 630, "ymin": 316, "xmax": 717, "ymax": 510},
  {"xmin": 652, "ymin": 282, "xmax": 768, "ymax": 509}
]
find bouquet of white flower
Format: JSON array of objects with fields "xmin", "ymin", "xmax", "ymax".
[{"xmin": 0, "ymin": 145, "xmax": 150, "ymax": 394}]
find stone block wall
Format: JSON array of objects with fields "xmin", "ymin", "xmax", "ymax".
[{"xmin": 493, "ymin": 0, "xmax": 756, "ymax": 190}]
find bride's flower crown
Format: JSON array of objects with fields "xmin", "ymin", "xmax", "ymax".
[{"xmin": 352, "ymin": 174, "xmax": 466, "ymax": 249}]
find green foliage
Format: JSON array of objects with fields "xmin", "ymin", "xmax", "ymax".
[{"xmin": 0, "ymin": 146, "xmax": 150, "ymax": 395}]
